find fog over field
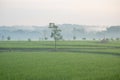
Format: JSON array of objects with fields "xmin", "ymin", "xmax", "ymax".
[
  {"xmin": 0, "ymin": 0, "xmax": 120, "ymax": 40},
  {"xmin": 0, "ymin": 0, "xmax": 120, "ymax": 80},
  {"xmin": 0, "ymin": 24, "xmax": 120, "ymax": 40}
]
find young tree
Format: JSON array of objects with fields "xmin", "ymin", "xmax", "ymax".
[
  {"xmin": 49, "ymin": 23, "xmax": 62, "ymax": 50},
  {"xmin": 44, "ymin": 37, "xmax": 48, "ymax": 40},
  {"xmin": 2, "ymin": 35, "xmax": 4, "ymax": 41},
  {"xmin": 73, "ymin": 28, "xmax": 76, "ymax": 40},
  {"xmin": 82, "ymin": 38, "xmax": 86, "ymax": 40},
  {"xmin": 93, "ymin": 38, "xmax": 96, "ymax": 40},
  {"xmin": 28, "ymin": 38, "xmax": 31, "ymax": 42},
  {"xmin": 73, "ymin": 36, "xmax": 76, "ymax": 40},
  {"xmin": 7, "ymin": 36, "xmax": 11, "ymax": 41},
  {"xmin": 101, "ymin": 38, "xmax": 109, "ymax": 43},
  {"xmin": 43, "ymin": 30, "xmax": 48, "ymax": 40}
]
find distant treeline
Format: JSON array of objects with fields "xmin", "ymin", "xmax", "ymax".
[{"xmin": 0, "ymin": 24, "xmax": 120, "ymax": 41}]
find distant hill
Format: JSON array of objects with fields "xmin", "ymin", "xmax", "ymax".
[{"xmin": 0, "ymin": 24, "xmax": 120, "ymax": 40}]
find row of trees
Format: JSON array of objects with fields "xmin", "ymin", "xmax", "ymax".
[
  {"xmin": 48, "ymin": 23, "xmax": 120, "ymax": 50},
  {"xmin": 1, "ymin": 24, "xmax": 120, "ymax": 42},
  {"xmin": 0, "ymin": 35, "xmax": 11, "ymax": 41},
  {"xmin": 0, "ymin": 23, "xmax": 120, "ymax": 51}
]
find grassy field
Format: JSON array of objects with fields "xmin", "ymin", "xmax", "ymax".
[{"xmin": 0, "ymin": 41, "xmax": 120, "ymax": 80}]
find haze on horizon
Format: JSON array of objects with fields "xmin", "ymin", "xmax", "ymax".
[{"xmin": 0, "ymin": 0, "xmax": 120, "ymax": 27}]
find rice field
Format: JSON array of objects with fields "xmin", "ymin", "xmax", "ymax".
[{"xmin": 0, "ymin": 41, "xmax": 120, "ymax": 80}]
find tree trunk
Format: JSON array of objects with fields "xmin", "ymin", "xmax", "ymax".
[{"xmin": 55, "ymin": 39, "xmax": 57, "ymax": 51}]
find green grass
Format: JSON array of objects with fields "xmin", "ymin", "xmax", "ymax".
[
  {"xmin": 0, "ymin": 41, "xmax": 120, "ymax": 48},
  {"xmin": 0, "ymin": 41, "xmax": 120, "ymax": 55},
  {"xmin": 0, "ymin": 41, "xmax": 120, "ymax": 80}
]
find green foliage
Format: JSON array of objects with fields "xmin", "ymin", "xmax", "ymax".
[
  {"xmin": 49, "ymin": 23, "xmax": 62, "ymax": 41},
  {"xmin": 7, "ymin": 36, "xmax": 11, "ymax": 41},
  {"xmin": 82, "ymin": 38, "xmax": 86, "ymax": 40},
  {"xmin": 49, "ymin": 23, "xmax": 62, "ymax": 50},
  {"xmin": 101, "ymin": 38, "xmax": 109, "ymax": 43},
  {"xmin": 73, "ymin": 36, "xmax": 76, "ymax": 40},
  {"xmin": 28, "ymin": 38, "xmax": 31, "ymax": 42}
]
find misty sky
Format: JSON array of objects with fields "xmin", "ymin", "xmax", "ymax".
[{"xmin": 0, "ymin": 0, "xmax": 120, "ymax": 26}]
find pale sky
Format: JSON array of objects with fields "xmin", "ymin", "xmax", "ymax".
[{"xmin": 0, "ymin": 0, "xmax": 120, "ymax": 26}]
